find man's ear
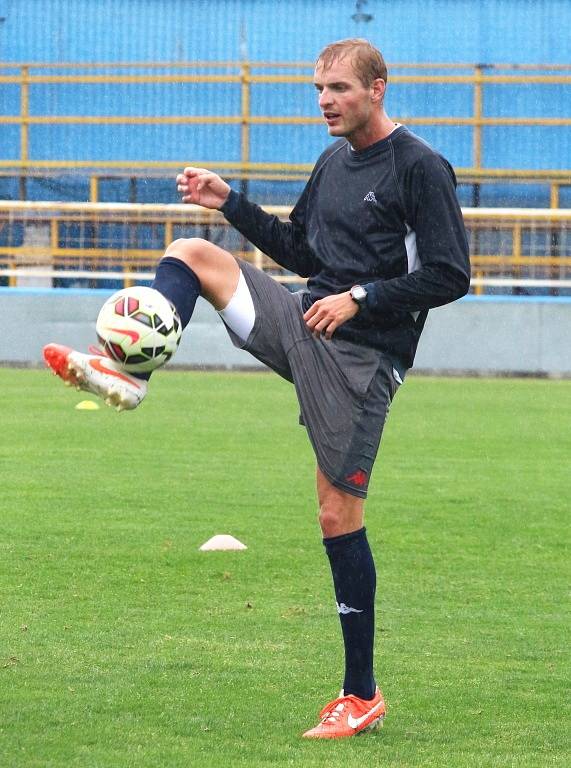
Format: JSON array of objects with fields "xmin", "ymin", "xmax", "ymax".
[{"xmin": 371, "ymin": 78, "xmax": 386, "ymax": 104}]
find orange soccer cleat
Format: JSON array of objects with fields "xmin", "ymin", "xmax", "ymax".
[
  {"xmin": 43, "ymin": 343, "xmax": 147, "ymax": 412},
  {"xmin": 302, "ymin": 687, "xmax": 386, "ymax": 739}
]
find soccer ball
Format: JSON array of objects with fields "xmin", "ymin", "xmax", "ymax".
[{"xmin": 96, "ymin": 286, "xmax": 182, "ymax": 373}]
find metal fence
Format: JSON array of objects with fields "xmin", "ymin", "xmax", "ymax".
[
  {"xmin": 1, "ymin": 61, "xmax": 570, "ymax": 207},
  {"xmin": 1, "ymin": 201, "xmax": 570, "ymax": 296}
]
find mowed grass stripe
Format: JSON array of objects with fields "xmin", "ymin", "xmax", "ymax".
[{"xmin": 0, "ymin": 369, "xmax": 569, "ymax": 767}]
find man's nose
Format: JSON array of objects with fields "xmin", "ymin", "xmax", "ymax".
[{"xmin": 319, "ymin": 88, "xmax": 332, "ymax": 108}]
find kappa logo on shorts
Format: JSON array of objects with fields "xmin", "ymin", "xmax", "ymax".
[
  {"xmin": 363, "ymin": 190, "xmax": 378, "ymax": 203},
  {"xmin": 345, "ymin": 469, "xmax": 368, "ymax": 487}
]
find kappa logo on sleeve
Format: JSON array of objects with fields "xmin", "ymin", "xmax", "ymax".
[{"xmin": 363, "ymin": 190, "xmax": 378, "ymax": 203}]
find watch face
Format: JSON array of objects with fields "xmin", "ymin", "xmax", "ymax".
[{"xmin": 351, "ymin": 285, "xmax": 367, "ymax": 304}]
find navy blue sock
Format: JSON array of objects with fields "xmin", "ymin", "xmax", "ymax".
[
  {"xmin": 133, "ymin": 257, "xmax": 202, "ymax": 381},
  {"xmin": 323, "ymin": 527, "xmax": 377, "ymax": 700},
  {"xmin": 151, "ymin": 256, "xmax": 201, "ymax": 329}
]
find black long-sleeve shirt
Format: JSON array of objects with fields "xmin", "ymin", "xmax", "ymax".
[{"xmin": 221, "ymin": 125, "xmax": 470, "ymax": 369}]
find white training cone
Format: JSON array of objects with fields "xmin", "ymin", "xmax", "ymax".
[{"xmin": 199, "ymin": 535, "xmax": 247, "ymax": 551}]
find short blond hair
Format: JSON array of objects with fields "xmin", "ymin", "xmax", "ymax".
[{"xmin": 316, "ymin": 38, "xmax": 388, "ymax": 88}]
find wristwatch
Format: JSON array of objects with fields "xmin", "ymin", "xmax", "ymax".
[{"xmin": 350, "ymin": 284, "xmax": 368, "ymax": 309}]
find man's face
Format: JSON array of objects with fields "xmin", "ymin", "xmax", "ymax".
[{"xmin": 313, "ymin": 55, "xmax": 382, "ymax": 148}]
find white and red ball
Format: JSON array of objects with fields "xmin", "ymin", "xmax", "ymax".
[{"xmin": 96, "ymin": 286, "xmax": 182, "ymax": 373}]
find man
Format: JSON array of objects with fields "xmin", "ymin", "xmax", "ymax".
[{"xmin": 44, "ymin": 38, "xmax": 470, "ymax": 738}]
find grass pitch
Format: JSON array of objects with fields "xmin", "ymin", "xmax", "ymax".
[{"xmin": 0, "ymin": 368, "xmax": 569, "ymax": 767}]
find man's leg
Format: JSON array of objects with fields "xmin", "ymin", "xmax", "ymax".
[
  {"xmin": 303, "ymin": 466, "xmax": 385, "ymax": 738},
  {"xmin": 155, "ymin": 237, "xmax": 239, "ymax": 313},
  {"xmin": 44, "ymin": 238, "xmax": 241, "ymax": 409},
  {"xmin": 316, "ymin": 466, "xmax": 364, "ymax": 538},
  {"xmin": 317, "ymin": 466, "xmax": 376, "ymax": 699}
]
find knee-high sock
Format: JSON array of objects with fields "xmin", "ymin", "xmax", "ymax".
[
  {"xmin": 130, "ymin": 256, "xmax": 201, "ymax": 381},
  {"xmin": 151, "ymin": 256, "xmax": 202, "ymax": 329},
  {"xmin": 323, "ymin": 527, "xmax": 377, "ymax": 700}
]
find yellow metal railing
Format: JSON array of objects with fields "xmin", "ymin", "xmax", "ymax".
[
  {"xmin": 1, "ymin": 61, "xmax": 570, "ymax": 205},
  {"xmin": 1, "ymin": 201, "xmax": 570, "ymax": 294}
]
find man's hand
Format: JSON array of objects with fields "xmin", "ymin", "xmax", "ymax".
[
  {"xmin": 176, "ymin": 167, "xmax": 231, "ymax": 210},
  {"xmin": 303, "ymin": 292, "xmax": 360, "ymax": 340}
]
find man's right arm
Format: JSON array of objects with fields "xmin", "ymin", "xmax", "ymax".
[
  {"xmin": 220, "ymin": 189, "xmax": 316, "ymax": 277},
  {"xmin": 177, "ymin": 166, "xmax": 316, "ymax": 277}
]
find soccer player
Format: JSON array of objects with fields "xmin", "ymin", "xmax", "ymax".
[{"xmin": 44, "ymin": 38, "xmax": 470, "ymax": 738}]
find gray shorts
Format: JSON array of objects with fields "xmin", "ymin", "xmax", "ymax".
[{"xmin": 225, "ymin": 260, "xmax": 401, "ymax": 498}]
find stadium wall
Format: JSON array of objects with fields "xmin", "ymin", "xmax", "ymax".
[
  {"xmin": 1, "ymin": 0, "xmax": 570, "ymax": 200},
  {"xmin": 3, "ymin": 290, "xmax": 570, "ymax": 377},
  {"xmin": 5, "ymin": 0, "xmax": 570, "ymax": 65}
]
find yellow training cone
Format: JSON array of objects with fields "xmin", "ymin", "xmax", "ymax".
[{"xmin": 75, "ymin": 400, "xmax": 100, "ymax": 410}]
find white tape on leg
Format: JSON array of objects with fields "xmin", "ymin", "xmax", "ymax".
[{"xmin": 218, "ymin": 269, "xmax": 256, "ymax": 342}]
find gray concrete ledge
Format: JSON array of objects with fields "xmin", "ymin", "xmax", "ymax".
[{"xmin": 1, "ymin": 289, "xmax": 570, "ymax": 377}]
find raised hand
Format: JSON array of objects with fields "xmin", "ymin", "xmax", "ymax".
[{"xmin": 176, "ymin": 167, "xmax": 231, "ymax": 210}]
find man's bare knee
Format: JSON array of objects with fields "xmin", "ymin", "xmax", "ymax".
[
  {"xmin": 164, "ymin": 238, "xmax": 209, "ymax": 269},
  {"xmin": 317, "ymin": 495, "xmax": 364, "ymax": 538},
  {"xmin": 316, "ymin": 466, "xmax": 364, "ymax": 537},
  {"xmin": 162, "ymin": 238, "xmax": 239, "ymax": 309},
  {"xmin": 318, "ymin": 505, "xmax": 341, "ymax": 537}
]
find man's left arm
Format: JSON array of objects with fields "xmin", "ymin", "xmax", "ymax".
[
  {"xmin": 363, "ymin": 153, "xmax": 471, "ymax": 316},
  {"xmin": 304, "ymin": 153, "xmax": 470, "ymax": 339}
]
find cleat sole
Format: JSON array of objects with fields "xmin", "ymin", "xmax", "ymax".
[{"xmin": 358, "ymin": 715, "xmax": 384, "ymax": 735}]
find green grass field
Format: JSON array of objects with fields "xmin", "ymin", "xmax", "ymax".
[{"xmin": 1, "ymin": 368, "xmax": 569, "ymax": 767}]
